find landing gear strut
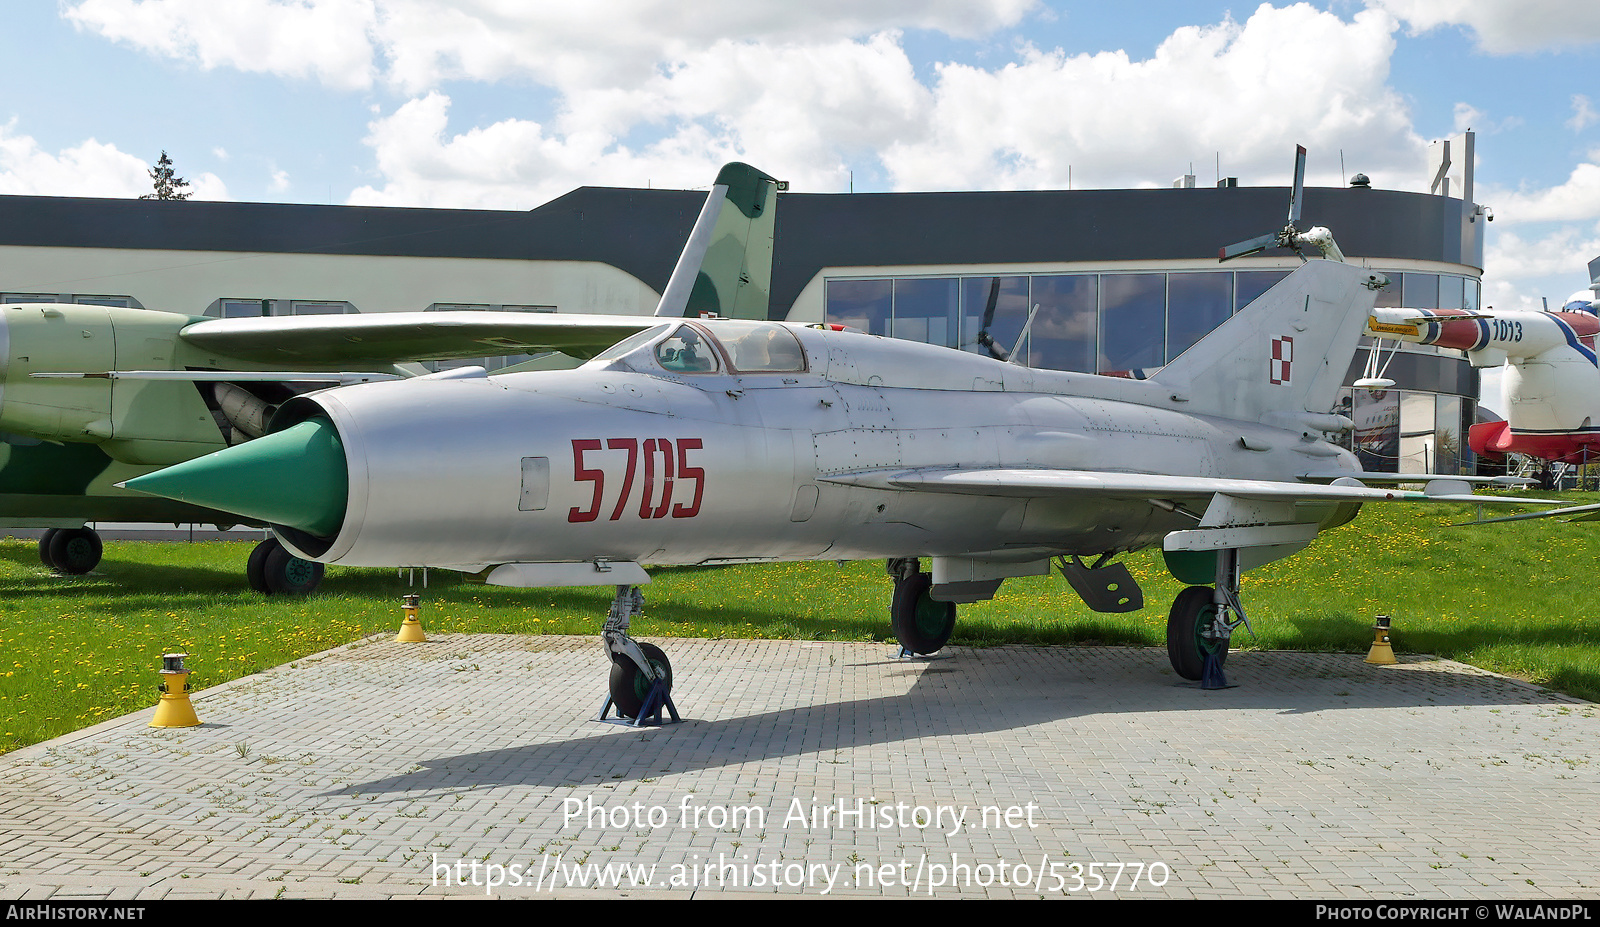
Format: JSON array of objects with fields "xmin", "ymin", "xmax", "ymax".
[
  {"xmin": 1165, "ymin": 548, "xmax": 1251, "ymax": 688},
  {"xmin": 888, "ymin": 557, "xmax": 956, "ymax": 656},
  {"xmin": 598, "ymin": 585, "xmax": 679, "ymax": 725}
]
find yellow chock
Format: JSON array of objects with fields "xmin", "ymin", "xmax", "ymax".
[
  {"xmin": 150, "ymin": 653, "xmax": 200, "ymax": 728},
  {"xmin": 1365, "ymin": 614, "xmax": 1397, "ymax": 665},
  {"xmin": 396, "ymin": 593, "xmax": 427, "ymax": 643}
]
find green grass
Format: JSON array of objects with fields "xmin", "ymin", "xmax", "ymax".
[{"xmin": 3, "ymin": 494, "xmax": 1599, "ymax": 753}]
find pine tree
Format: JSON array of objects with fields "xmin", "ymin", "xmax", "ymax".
[{"xmin": 140, "ymin": 151, "xmax": 192, "ymax": 201}]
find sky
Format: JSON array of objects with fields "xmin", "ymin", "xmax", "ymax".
[{"xmin": 3, "ymin": 1, "xmax": 1599, "ymax": 310}]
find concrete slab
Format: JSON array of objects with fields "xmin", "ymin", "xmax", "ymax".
[{"xmin": 1, "ymin": 636, "xmax": 1596, "ymax": 899}]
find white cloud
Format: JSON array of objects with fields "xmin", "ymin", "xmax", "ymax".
[
  {"xmin": 1486, "ymin": 224, "xmax": 1600, "ymax": 283},
  {"xmin": 0, "ymin": 122, "xmax": 149, "ymax": 197},
  {"xmin": 346, "ymin": 92, "xmax": 745, "ymax": 208},
  {"xmin": 881, "ymin": 4, "xmax": 1424, "ymax": 192},
  {"xmin": 1483, "ymin": 155, "xmax": 1600, "ymax": 223},
  {"xmin": 1569, "ymin": 95, "xmax": 1598, "ymax": 132},
  {"xmin": 1369, "ymin": 0, "xmax": 1600, "ymax": 54},
  {"xmin": 63, "ymin": 0, "xmax": 1036, "ymax": 94},
  {"xmin": 64, "ymin": 0, "xmax": 379, "ymax": 91},
  {"xmin": 347, "ymin": 5, "xmax": 1438, "ymax": 207},
  {"xmin": 0, "ymin": 121, "xmax": 228, "ymax": 199},
  {"xmin": 1451, "ymin": 101, "xmax": 1520, "ymax": 135}
]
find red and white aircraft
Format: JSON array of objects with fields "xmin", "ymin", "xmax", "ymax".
[{"xmin": 1365, "ymin": 295, "xmax": 1600, "ymax": 465}]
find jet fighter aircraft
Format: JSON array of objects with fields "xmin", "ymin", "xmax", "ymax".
[
  {"xmin": 125, "ymin": 154, "xmax": 1562, "ymax": 711},
  {"xmin": 2, "ymin": 162, "xmax": 778, "ymax": 592}
]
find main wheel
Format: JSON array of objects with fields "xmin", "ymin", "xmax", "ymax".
[
  {"xmin": 246, "ymin": 539, "xmax": 276, "ymax": 593},
  {"xmin": 48, "ymin": 527, "xmax": 102, "ymax": 575},
  {"xmin": 1167, "ymin": 585, "xmax": 1227, "ymax": 680},
  {"xmin": 891, "ymin": 571, "xmax": 957, "ymax": 655},
  {"xmin": 38, "ymin": 528, "xmax": 60, "ymax": 570},
  {"xmin": 261, "ymin": 543, "xmax": 324, "ymax": 595},
  {"xmin": 608, "ymin": 642, "xmax": 672, "ymax": 719}
]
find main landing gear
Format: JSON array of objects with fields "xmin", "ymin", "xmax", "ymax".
[
  {"xmin": 598, "ymin": 585, "xmax": 680, "ymax": 726},
  {"xmin": 887, "ymin": 557, "xmax": 957, "ymax": 656},
  {"xmin": 246, "ymin": 537, "xmax": 324, "ymax": 595},
  {"xmin": 38, "ymin": 527, "xmax": 103, "ymax": 575},
  {"xmin": 1165, "ymin": 548, "xmax": 1251, "ymax": 689}
]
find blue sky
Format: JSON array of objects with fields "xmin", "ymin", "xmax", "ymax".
[{"xmin": 3, "ymin": 1, "xmax": 1598, "ymax": 308}]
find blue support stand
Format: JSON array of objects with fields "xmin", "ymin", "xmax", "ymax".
[
  {"xmin": 597, "ymin": 678, "xmax": 682, "ymax": 728},
  {"xmin": 1200, "ymin": 652, "xmax": 1232, "ymax": 690}
]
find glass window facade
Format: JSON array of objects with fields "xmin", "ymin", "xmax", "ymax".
[
  {"xmin": 1337, "ymin": 387, "xmax": 1474, "ymax": 474},
  {"xmin": 826, "ymin": 268, "xmax": 1482, "ymax": 378}
]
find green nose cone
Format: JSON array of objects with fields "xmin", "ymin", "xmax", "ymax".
[{"xmin": 124, "ymin": 418, "xmax": 348, "ymax": 538}]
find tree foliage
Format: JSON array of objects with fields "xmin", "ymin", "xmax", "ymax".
[{"xmin": 140, "ymin": 151, "xmax": 192, "ymax": 201}]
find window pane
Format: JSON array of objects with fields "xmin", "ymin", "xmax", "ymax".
[
  {"xmin": 221, "ymin": 299, "xmax": 267, "ymax": 318},
  {"xmin": 1403, "ymin": 273, "xmax": 1441, "ymax": 310},
  {"xmin": 826, "ymin": 279, "xmax": 890, "ymax": 336},
  {"xmin": 1352, "ymin": 387, "xmax": 1399, "ymax": 472},
  {"xmin": 1099, "ymin": 273, "xmax": 1164, "ymax": 374},
  {"xmin": 290, "ymin": 301, "xmax": 347, "ymax": 316},
  {"xmin": 1372, "ymin": 270, "xmax": 1403, "ymax": 309},
  {"xmin": 1441, "ymin": 275, "xmax": 1466, "ymax": 311},
  {"xmin": 892, "ymin": 278, "xmax": 958, "ymax": 348},
  {"xmin": 1399, "ymin": 391, "xmax": 1436, "ymax": 473},
  {"xmin": 1234, "ymin": 271, "xmax": 1289, "ymax": 312},
  {"xmin": 1167, "ymin": 272, "xmax": 1232, "ymax": 360},
  {"xmin": 1028, "ymin": 275, "xmax": 1098, "ymax": 373},
  {"xmin": 655, "ymin": 325, "xmax": 721, "ymax": 373},
  {"xmin": 961, "ymin": 276, "xmax": 1030, "ymax": 361},
  {"xmin": 1435, "ymin": 395, "xmax": 1463, "ymax": 473}
]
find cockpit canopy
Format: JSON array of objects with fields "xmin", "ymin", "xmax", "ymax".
[{"xmin": 592, "ymin": 319, "xmax": 808, "ymax": 375}]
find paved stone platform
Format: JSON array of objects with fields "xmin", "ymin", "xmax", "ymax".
[{"xmin": 1, "ymin": 636, "xmax": 1596, "ymax": 899}]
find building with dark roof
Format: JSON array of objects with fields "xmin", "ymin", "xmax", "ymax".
[{"xmin": 0, "ymin": 148, "xmax": 1487, "ymax": 473}]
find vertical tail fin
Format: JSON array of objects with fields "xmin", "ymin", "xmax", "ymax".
[
  {"xmin": 1151, "ymin": 260, "xmax": 1387, "ymax": 423},
  {"xmin": 653, "ymin": 162, "xmax": 778, "ymax": 320}
]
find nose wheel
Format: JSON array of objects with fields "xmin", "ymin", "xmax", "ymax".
[
  {"xmin": 598, "ymin": 585, "xmax": 681, "ymax": 726},
  {"xmin": 1165, "ymin": 549, "xmax": 1249, "ymax": 688}
]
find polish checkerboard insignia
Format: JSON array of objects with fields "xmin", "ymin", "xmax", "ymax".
[{"xmin": 1269, "ymin": 336, "xmax": 1293, "ymax": 384}]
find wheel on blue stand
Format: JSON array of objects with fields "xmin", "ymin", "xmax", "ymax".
[
  {"xmin": 1167, "ymin": 585, "xmax": 1227, "ymax": 681},
  {"xmin": 608, "ymin": 642, "xmax": 672, "ymax": 719}
]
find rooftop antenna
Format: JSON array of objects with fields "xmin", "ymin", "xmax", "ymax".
[{"xmin": 1340, "ymin": 150, "xmax": 1346, "ymax": 186}]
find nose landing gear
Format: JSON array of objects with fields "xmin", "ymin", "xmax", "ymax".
[
  {"xmin": 598, "ymin": 584, "xmax": 681, "ymax": 726},
  {"xmin": 1165, "ymin": 548, "xmax": 1250, "ymax": 689}
]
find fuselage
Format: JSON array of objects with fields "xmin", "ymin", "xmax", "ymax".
[{"xmin": 267, "ymin": 319, "xmax": 1361, "ymax": 570}]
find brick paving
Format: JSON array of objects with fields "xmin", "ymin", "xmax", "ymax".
[{"xmin": 1, "ymin": 635, "xmax": 1595, "ymax": 899}]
